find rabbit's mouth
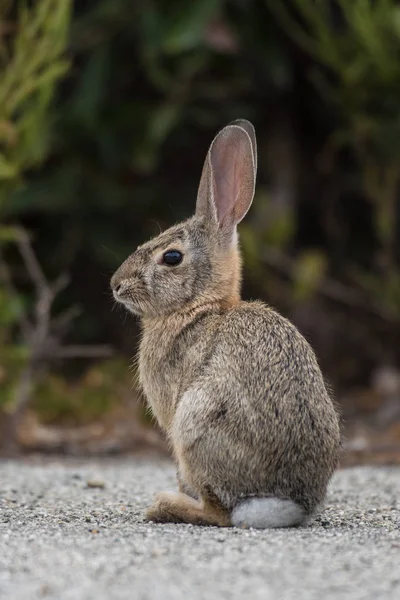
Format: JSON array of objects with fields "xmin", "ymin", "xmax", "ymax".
[
  {"xmin": 111, "ymin": 280, "xmax": 140, "ymax": 312},
  {"xmin": 113, "ymin": 290, "xmax": 132, "ymax": 307},
  {"xmin": 113, "ymin": 290, "xmax": 141, "ymax": 313}
]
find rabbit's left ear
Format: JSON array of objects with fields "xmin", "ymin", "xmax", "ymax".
[{"xmin": 196, "ymin": 120, "xmax": 257, "ymax": 241}]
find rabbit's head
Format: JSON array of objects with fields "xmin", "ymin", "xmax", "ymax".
[{"xmin": 111, "ymin": 120, "xmax": 257, "ymax": 318}]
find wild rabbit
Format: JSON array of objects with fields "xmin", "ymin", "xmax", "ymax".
[{"xmin": 111, "ymin": 120, "xmax": 341, "ymax": 528}]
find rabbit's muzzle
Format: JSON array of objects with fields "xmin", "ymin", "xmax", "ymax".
[
  {"xmin": 111, "ymin": 277, "xmax": 130, "ymax": 299},
  {"xmin": 111, "ymin": 269, "xmax": 147, "ymax": 314}
]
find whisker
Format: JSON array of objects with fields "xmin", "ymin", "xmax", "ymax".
[
  {"xmin": 150, "ymin": 220, "xmax": 163, "ymax": 236},
  {"xmin": 101, "ymin": 245, "xmax": 120, "ymax": 260}
]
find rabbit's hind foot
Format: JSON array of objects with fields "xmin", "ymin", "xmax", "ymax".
[{"xmin": 146, "ymin": 491, "xmax": 230, "ymax": 527}]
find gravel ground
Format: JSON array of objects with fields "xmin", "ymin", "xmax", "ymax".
[{"xmin": 0, "ymin": 457, "xmax": 399, "ymax": 600}]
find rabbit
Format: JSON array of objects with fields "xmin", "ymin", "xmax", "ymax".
[{"xmin": 111, "ymin": 120, "xmax": 341, "ymax": 528}]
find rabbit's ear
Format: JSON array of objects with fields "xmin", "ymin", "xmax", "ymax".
[
  {"xmin": 230, "ymin": 119, "xmax": 257, "ymax": 174},
  {"xmin": 196, "ymin": 120, "xmax": 256, "ymax": 240}
]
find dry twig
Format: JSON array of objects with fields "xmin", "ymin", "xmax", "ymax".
[{"xmin": 1, "ymin": 227, "xmax": 113, "ymax": 452}]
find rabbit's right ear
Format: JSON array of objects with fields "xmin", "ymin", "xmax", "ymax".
[{"xmin": 196, "ymin": 120, "xmax": 257, "ymax": 244}]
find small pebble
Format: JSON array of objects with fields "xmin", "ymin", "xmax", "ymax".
[{"xmin": 86, "ymin": 480, "xmax": 105, "ymax": 489}]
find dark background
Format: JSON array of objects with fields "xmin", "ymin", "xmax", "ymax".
[{"xmin": 1, "ymin": 0, "xmax": 399, "ymax": 461}]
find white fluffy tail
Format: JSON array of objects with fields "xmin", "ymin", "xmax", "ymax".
[{"xmin": 231, "ymin": 497, "xmax": 306, "ymax": 529}]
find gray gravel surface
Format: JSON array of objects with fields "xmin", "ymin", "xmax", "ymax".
[{"xmin": 1, "ymin": 457, "xmax": 399, "ymax": 600}]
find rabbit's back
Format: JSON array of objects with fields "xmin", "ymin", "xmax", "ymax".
[{"xmin": 173, "ymin": 300, "xmax": 341, "ymax": 514}]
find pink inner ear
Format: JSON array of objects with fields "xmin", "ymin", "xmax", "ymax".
[
  {"xmin": 211, "ymin": 144, "xmax": 241, "ymax": 224},
  {"xmin": 209, "ymin": 126, "xmax": 254, "ymax": 228}
]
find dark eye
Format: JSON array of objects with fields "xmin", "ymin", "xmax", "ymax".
[{"xmin": 162, "ymin": 250, "xmax": 183, "ymax": 266}]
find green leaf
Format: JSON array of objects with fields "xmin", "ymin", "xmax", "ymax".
[
  {"xmin": 0, "ymin": 225, "xmax": 18, "ymax": 242},
  {"xmin": 293, "ymin": 251, "xmax": 327, "ymax": 301},
  {"xmin": 132, "ymin": 103, "xmax": 181, "ymax": 174},
  {"xmin": 0, "ymin": 155, "xmax": 18, "ymax": 180},
  {"xmin": 162, "ymin": 1, "xmax": 221, "ymax": 54},
  {"xmin": 69, "ymin": 46, "xmax": 110, "ymax": 128},
  {"xmin": 0, "ymin": 289, "xmax": 25, "ymax": 326}
]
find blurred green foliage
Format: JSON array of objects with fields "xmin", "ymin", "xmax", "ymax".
[
  {"xmin": 0, "ymin": 0, "xmax": 399, "ymax": 434},
  {"xmin": 33, "ymin": 359, "xmax": 132, "ymax": 424},
  {"xmin": 271, "ymin": 0, "xmax": 400, "ymax": 309},
  {"xmin": 0, "ymin": 0, "xmax": 71, "ymax": 197},
  {"xmin": 0, "ymin": 0, "xmax": 72, "ymax": 424}
]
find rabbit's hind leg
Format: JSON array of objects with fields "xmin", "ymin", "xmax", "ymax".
[
  {"xmin": 177, "ymin": 469, "xmax": 198, "ymax": 500},
  {"xmin": 146, "ymin": 490, "xmax": 230, "ymax": 527}
]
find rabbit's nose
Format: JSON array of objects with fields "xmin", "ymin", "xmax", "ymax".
[
  {"xmin": 112, "ymin": 280, "xmax": 130, "ymax": 302},
  {"xmin": 111, "ymin": 274, "xmax": 129, "ymax": 296},
  {"xmin": 114, "ymin": 281, "xmax": 126, "ymax": 295}
]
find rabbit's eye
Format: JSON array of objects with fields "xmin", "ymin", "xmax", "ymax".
[{"xmin": 162, "ymin": 250, "xmax": 183, "ymax": 266}]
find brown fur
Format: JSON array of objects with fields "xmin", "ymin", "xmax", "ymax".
[
  {"xmin": 146, "ymin": 491, "xmax": 230, "ymax": 527},
  {"xmin": 111, "ymin": 120, "xmax": 341, "ymax": 527}
]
